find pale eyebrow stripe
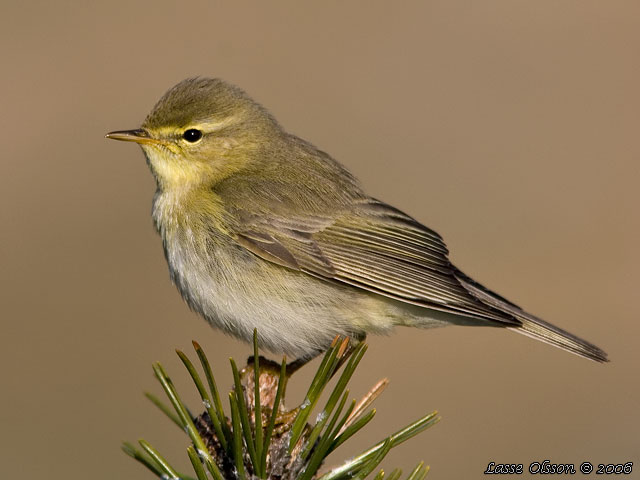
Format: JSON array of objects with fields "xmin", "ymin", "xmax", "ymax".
[
  {"xmin": 152, "ymin": 116, "xmax": 240, "ymax": 138},
  {"xmin": 195, "ymin": 116, "xmax": 240, "ymax": 132}
]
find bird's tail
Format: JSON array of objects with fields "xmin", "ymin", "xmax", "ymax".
[
  {"xmin": 455, "ymin": 269, "xmax": 609, "ymax": 363},
  {"xmin": 505, "ymin": 310, "xmax": 608, "ymax": 363}
]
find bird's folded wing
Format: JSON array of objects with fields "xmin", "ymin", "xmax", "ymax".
[{"xmin": 234, "ymin": 198, "xmax": 518, "ymax": 325}]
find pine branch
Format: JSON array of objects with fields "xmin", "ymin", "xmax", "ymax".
[{"xmin": 123, "ymin": 331, "xmax": 440, "ymax": 479}]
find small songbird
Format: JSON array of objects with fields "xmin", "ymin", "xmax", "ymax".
[{"xmin": 106, "ymin": 77, "xmax": 608, "ymax": 363}]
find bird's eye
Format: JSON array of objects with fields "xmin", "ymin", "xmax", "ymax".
[{"xmin": 182, "ymin": 129, "xmax": 203, "ymax": 143}]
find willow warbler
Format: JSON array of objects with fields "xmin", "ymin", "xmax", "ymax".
[{"xmin": 106, "ymin": 77, "xmax": 607, "ymax": 363}]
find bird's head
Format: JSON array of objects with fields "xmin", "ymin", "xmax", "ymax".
[{"xmin": 106, "ymin": 77, "xmax": 280, "ymax": 190}]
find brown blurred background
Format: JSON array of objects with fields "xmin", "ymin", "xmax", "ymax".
[{"xmin": 1, "ymin": 1, "xmax": 638, "ymax": 478}]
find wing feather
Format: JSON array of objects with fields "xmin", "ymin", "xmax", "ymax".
[{"xmin": 233, "ymin": 198, "xmax": 518, "ymax": 325}]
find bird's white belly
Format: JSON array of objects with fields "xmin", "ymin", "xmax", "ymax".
[
  {"xmin": 162, "ymin": 227, "xmax": 372, "ymax": 358},
  {"xmin": 152, "ymin": 192, "xmax": 451, "ymax": 359}
]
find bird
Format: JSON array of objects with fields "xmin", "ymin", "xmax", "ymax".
[{"xmin": 106, "ymin": 77, "xmax": 608, "ymax": 363}]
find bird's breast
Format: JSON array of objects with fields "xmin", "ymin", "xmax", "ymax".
[
  {"xmin": 149, "ymin": 188, "xmax": 398, "ymax": 358},
  {"xmin": 152, "ymin": 189, "xmax": 253, "ymax": 328}
]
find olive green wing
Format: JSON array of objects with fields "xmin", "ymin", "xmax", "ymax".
[
  {"xmin": 234, "ymin": 198, "xmax": 518, "ymax": 325},
  {"xmin": 232, "ymin": 196, "xmax": 608, "ymax": 362}
]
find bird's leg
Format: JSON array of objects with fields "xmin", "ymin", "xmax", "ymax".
[
  {"xmin": 285, "ymin": 354, "xmax": 317, "ymax": 376},
  {"xmin": 247, "ymin": 333, "xmax": 367, "ymax": 379}
]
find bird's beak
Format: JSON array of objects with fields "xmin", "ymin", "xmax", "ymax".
[{"xmin": 105, "ymin": 129, "xmax": 160, "ymax": 145}]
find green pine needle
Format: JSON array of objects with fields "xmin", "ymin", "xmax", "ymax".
[
  {"xmin": 230, "ymin": 357, "xmax": 260, "ymax": 471},
  {"xmin": 124, "ymin": 333, "xmax": 438, "ymax": 480},
  {"xmin": 143, "ymin": 392, "xmax": 184, "ymax": 430},
  {"xmin": 193, "ymin": 340, "xmax": 232, "ymax": 446},
  {"xmin": 138, "ymin": 439, "xmax": 185, "ymax": 480},
  {"xmin": 319, "ymin": 412, "xmax": 439, "ymax": 480},
  {"xmin": 260, "ymin": 357, "xmax": 287, "ymax": 474},
  {"xmin": 186, "ymin": 446, "xmax": 209, "ymax": 480},
  {"xmin": 253, "ymin": 330, "xmax": 264, "ymax": 475},
  {"xmin": 176, "ymin": 349, "xmax": 228, "ymax": 451},
  {"xmin": 229, "ymin": 393, "xmax": 247, "ymax": 480}
]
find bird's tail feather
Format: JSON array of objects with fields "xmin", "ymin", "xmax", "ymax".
[
  {"xmin": 455, "ymin": 269, "xmax": 609, "ymax": 363},
  {"xmin": 506, "ymin": 311, "xmax": 608, "ymax": 363}
]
